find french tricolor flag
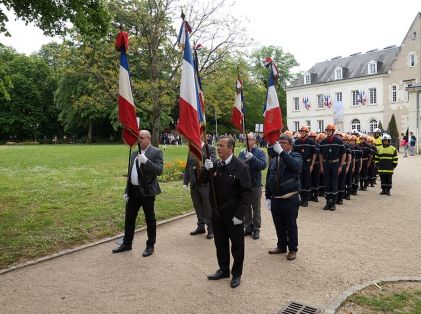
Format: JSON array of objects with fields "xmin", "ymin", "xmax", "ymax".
[
  {"xmin": 116, "ymin": 30, "xmax": 140, "ymax": 146},
  {"xmin": 231, "ymin": 76, "xmax": 244, "ymax": 132},
  {"xmin": 176, "ymin": 18, "xmax": 202, "ymax": 161},
  {"xmin": 263, "ymin": 58, "xmax": 283, "ymax": 145}
]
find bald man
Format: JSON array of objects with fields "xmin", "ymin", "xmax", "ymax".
[{"xmin": 112, "ymin": 130, "xmax": 163, "ymax": 257}]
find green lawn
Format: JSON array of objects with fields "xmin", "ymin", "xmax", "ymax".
[{"xmin": 0, "ymin": 144, "xmax": 191, "ymax": 269}]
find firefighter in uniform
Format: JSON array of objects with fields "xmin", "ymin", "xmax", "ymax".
[
  {"xmin": 317, "ymin": 133, "xmax": 327, "ymax": 197},
  {"xmin": 293, "ymin": 126, "xmax": 317, "ymax": 207},
  {"xmin": 341, "ymin": 133, "xmax": 353, "ymax": 200},
  {"xmin": 372, "ymin": 128, "xmax": 383, "ymax": 186},
  {"xmin": 358, "ymin": 134, "xmax": 373, "ymax": 191},
  {"xmin": 367, "ymin": 136, "xmax": 377, "ymax": 187},
  {"xmin": 374, "ymin": 134, "xmax": 398, "ymax": 195},
  {"xmin": 335, "ymin": 132, "xmax": 351, "ymax": 205},
  {"xmin": 319, "ymin": 124, "xmax": 346, "ymax": 211},
  {"xmin": 309, "ymin": 131, "xmax": 320, "ymax": 202},
  {"xmin": 350, "ymin": 135, "xmax": 362, "ymax": 195}
]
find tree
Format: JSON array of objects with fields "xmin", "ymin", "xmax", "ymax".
[
  {"xmin": 0, "ymin": 0, "xmax": 111, "ymax": 37},
  {"xmin": 378, "ymin": 120, "xmax": 383, "ymax": 132},
  {"xmin": 249, "ymin": 46, "xmax": 299, "ymax": 129},
  {"xmin": 0, "ymin": 47, "xmax": 59, "ymax": 141},
  {"xmin": 387, "ymin": 114, "xmax": 399, "ymax": 147}
]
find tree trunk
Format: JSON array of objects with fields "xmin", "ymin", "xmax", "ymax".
[
  {"xmin": 87, "ymin": 120, "xmax": 93, "ymax": 143},
  {"xmin": 151, "ymin": 111, "xmax": 160, "ymax": 147}
]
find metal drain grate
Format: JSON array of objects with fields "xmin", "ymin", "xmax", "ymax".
[{"xmin": 278, "ymin": 302, "xmax": 321, "ymax": 314}]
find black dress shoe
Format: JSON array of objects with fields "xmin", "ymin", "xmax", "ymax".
[
  {"xmin": 207, "ymin": 269, "xmax": 230, "ymax": 280},
  {"xmin": 142, "ymin": 246, "xmax": 154, "ymax": 257},
  {"xmin": 206, "ymin": 232, "xmax": 214, "ymax": 239},
  {"xmin": 230, "ymin": 276, "xmax": 241, "ymax": 288},
  {"xmin": 268, "ymin": 247, "xmax": 287, "ymax": 254},
  {"xmin": 244, "ymin": 229, "xmax": 253, "ymax": 236},
  {"xmin": 112, "ymin": 244, "xmax": 132, "ymax": 253},
  {"xmin": 190, "ymin": 228, "xmax": 206, "ymax": 235},
  {"xmin": 252, "ymin": 229, "xmax": 260, "ymax": 240},
  {"xmin": 329, "ymin": 203, "xmax": 336, "ymax": 211}
]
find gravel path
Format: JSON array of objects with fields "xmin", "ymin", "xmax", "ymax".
[{"xmin": 1, "ymin": 153, "xmax": 420, "ymax": 313}]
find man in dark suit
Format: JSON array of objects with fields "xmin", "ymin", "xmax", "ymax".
[
  {"xmin": 112, "ymin": 130, "xmax": 163, "ymax": 257},
  {"xmin": 266, "ymin": 134, "xmax": 302, "ymax": 261},
  {"xmin": 203, "ymin": 136, "xmax": 251, "ymax": 288},
  {"xmin": 183, "ymin": 142, "xmax": 217, "ymax": 239}
]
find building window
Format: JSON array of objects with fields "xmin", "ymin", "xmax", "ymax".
[
  {"xmin": 369, "ymin": 119, "xmax": 378, "ymax": 133},
  {"xmin": 369, "ymin": 88, "xmax": 377, "ymax": 104},
  {"xmin": 368, "ymin": 61, "xmax": 377, "ymax": 74},
  {"xmin": 405, "ymin": 80, "xmax": 415, "ymax": 102},
  {"xmin": 304, "ymin": 73, "xmax": 311, "ymax": 84},
  {"xmin": 317, "ymin": 120, "xmax": 324, "ymax": 132},
  {"xmin": 293, "ymin": 97, "xmax": 300, "ymax": 111},
  {"xmin": 352, "ymin": 90, "xmax": 360, "ymax": 106},
  {"xmin": 351, "ymin": 119, "xmax": 361, "ymax": 132},
  {"xmin": 409, "ymin": 53, "xmax": 416, "ymax": 67},
  {"xmin": 294, "ymin": 121, "xmax": 300, "ymax": 132},
  {"xmin": 336, "ymin": 92, "xmax": 342, "ymax": 102},
  {"xmin": 317, "ymin": 94, "xmax": 324, "ymax": 109},
  {"xmin": 306, "ymin": 120, "xmax": 311, "ymax": 130},
  {"xmin": 412, "ymin": 32, "xmax": 417, "ymax": 40},
  {"xmin": 391, "ymin": 85, "xmax": 397, "ymax": 103},
  {"xmin": 335, "ymin": 67, "xmax": 342, "ymax": 80}
]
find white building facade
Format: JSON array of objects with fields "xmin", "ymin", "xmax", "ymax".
[{"xmin": 286, "ymin": 12, "xmax": 421, "ymax": 137}]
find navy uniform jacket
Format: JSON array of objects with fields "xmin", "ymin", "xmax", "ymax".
[
  {"xmin": 293, "ymin": 137, "xmax": 316, "ymax": 164},
  {"xmin": 359, "ymin": 142, "xmax": 372, "ymax": 159},
  {"xmin": 319, "ymin": 136, "xmax": 345, "ymax": 160},
  {"xmin": 265, "ymin": 151, "xmax": 302, "ymax": 199},
  {"xmin": 238, "ymin": 147, "xmax": 267, "ymax": 187},
  {"xmin": 352, "ymin": 144, "xmax": 362, "ymax": 161}
]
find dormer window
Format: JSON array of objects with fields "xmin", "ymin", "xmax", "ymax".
[
  {"xmin": 368, "ymin": 60, "xmax": 377, "ymax": 75},
  {"xmin": 409, "ymin": 53, "xmax": 416, "ymax": 67},
  {"xmin": 304, "ymin": 73, "xmax": 311, "ymax": 84},
  {"xmin": 335, "ymin": 67, "xmax": 343, "ymax": 80}
]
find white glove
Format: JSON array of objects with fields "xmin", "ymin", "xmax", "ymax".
[
  {"xmin": 204, "ymin": 159, "xmax": 213, "ymax": 170},
  {"xmin": 183, "ymin": 184, "xmax": 188, "ymax": 191},
  {"xmin": 273, "ymin": 141, "xmax": 283, "ymax": 154},
  {"xmin": 245, "ymin": 151, "xmax": 253, "ymax": 160},
  {"xmin": 266, "ymin": 199, "xmax": 271, "ymax": 211},
  {"xmin": 232, "ymin": 216, "xmax": 243, "ymax": 225},
  {"xmin": 138, "ymin": 153, "xmax": 148, "ymax": 164},
  {"xmin": 123, "ymin": 193, "xmax": 129, "ymax": 202}
]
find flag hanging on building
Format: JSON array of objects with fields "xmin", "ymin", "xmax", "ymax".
[
  {"xmin": 116, "ymin": 29, "xmax": 140, "ymax": 146},
  {"xmin": 176, "ymin": 17, "xmax": 202, "ymax": 161},
  {"xmin": 262, "ymin": 57, "xmax": 283, "ymax": 145},
  {"xmin": 231, "ymin": 73, "xmax": 244, "ymax": 131}
]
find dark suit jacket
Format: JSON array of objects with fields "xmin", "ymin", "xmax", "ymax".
[
  {"xmin": 125, "ymin": 145, "xmax": 163, "ymax": 197},
  {"xmin": 183, "ymin": 144, "xmax": 216, "ymax": 187},
  {"xmin": 204, "ymin": 155, "xmax": 251, "ymax": 220}
]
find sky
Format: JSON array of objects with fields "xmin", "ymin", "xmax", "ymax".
[{"xmin": 1, "ymin": 0, "xmax": 421, "ymax": 72}]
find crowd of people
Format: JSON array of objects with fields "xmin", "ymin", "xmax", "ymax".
[{"xmin": 111, "ymin": 125, "xmax": 400, "ymax": 289}]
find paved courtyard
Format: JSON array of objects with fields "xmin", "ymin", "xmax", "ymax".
[{"xmin": 1, "ymin": 153, "xmax": 420, "ymax": 313}]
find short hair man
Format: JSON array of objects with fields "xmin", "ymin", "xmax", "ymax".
[
  {"xmin": 203, "ymin": 136, "xmax": 251, "ymax": 288},
  {"xmin": 112, "ymin": 130, "xmax": 163, "ymax": 257}
]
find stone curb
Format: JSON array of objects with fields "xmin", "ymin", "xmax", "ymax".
[
  {"xmin": 324, "ymin": 276, "xmax": 421, "ymax": 313},
  {"xmin": 0, "ymin": 211, "xmax": 195, "ymax": 276}
]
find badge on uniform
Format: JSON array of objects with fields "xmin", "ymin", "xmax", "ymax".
[
  {"xmin": 301, "ymin": 148, "xmax": 305, "ymax": 153},
  {"xmin": 329, "ymin": 149, "xmax": 332, "ymax": 152}
]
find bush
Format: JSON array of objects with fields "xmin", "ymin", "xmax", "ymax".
[{"xmin": 159, "ymin": 159, "xmax": 186, "ymax": 182}]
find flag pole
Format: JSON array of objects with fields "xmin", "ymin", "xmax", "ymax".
[
  {"xmin": 237, "ymin": 65, "xmax": 250, "ymax": 152},
  {"xmin": 191, "ymin": 30, "xmax": 219, "ymax": 212}
]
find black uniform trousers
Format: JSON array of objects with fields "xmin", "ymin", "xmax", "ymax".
[
  {"xmin": 337, "ymin": 164, "xmax": 346, "ymax": 201},
  {"xmin": 190, "ymin": 185, "xmax": 212, "ymax": 232},
  {"xmin": 360, "ymin": 160, "xmax": 369, "ymax": 188},
  {"xmin": 352, "ymin": 160, "xmax": 361, "ymax": 193},
  {"xmin": 368, "ymin": 162, "xmax": 376, "ymax": 185},
  {"xmin": 300, "ymin": 162, "xmax": 312, "ymax": 202},
  {"xmin": 270, "ymin": 195, "xmax": 299, "ymax": 252},
  {"xmin": 379, "ymin": 174, "xmax": 393, "ymax": 191},
  {"xmin": 123, "ymin": 184, "xmax": 156, "ymax": 248},
  {"xmin": 319, "ymin": 172, "xmax": 325, "ymax": 196},
  {"xmin": 311, "ymin": 162, "xmax": 320, "ymax": 197},
  {"xmin": 323, "ymin": 161, "xmax": 340, "ymax": 202},
  {"xmin": 211, "ymin": 213, "xmax": 244, "ymax": 277},
  {"xmin": 345, "ymin": 165, "xmax": 353, "ymax": 196}
]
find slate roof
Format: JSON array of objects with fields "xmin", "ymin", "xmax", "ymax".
[{"xmin": 288, "ymin": 46, "xmax": 400, "ymax": 88}]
